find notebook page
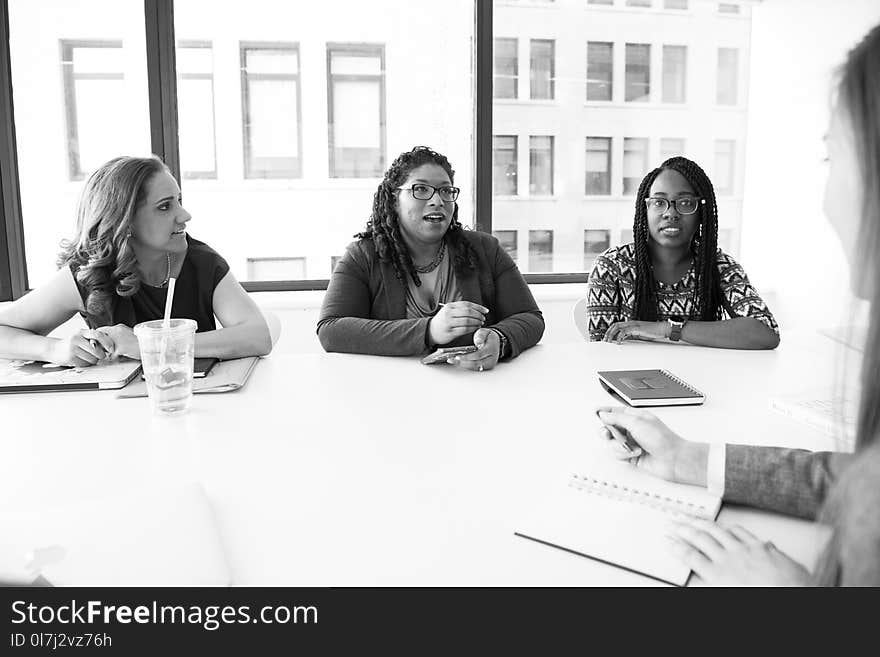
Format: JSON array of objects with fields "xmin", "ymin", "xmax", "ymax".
[{"xmin": 516, "ymin": 460, "xmax": 721, "ymax": 586}]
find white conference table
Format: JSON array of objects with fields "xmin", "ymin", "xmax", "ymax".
[{"xmin": 1, "ymin": 331, "xmax": 854, "ymax": 586}]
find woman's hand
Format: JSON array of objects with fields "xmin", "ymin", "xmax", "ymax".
[
  {"xmin": 94, "ymin": 324, "xmax": 141, "ymax": 360},
  {"xmin": 603, "ymin": 320, "xmax": 669, "ymax": 344},
  {"xmin": 450, "ymin": 328, "xmax": 500, "ymax": 372},
  {"xmin": 428, "ymin": 301, "xmax": 487, "ymax": 346},
  {"xmin": 667, "ymin": 519, "xmax": 811, "ymax": 586},
  {"xmin": 45, "ymin": 329, "xmax": 115, "ymax": 367},
  {"xmin": 595, "ymin": 406, "xmax": 708, "ymax": 486}
]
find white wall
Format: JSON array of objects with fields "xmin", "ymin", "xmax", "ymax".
[{"xmin": 741, "ymin": 0, "xmax": 880, "ymax": 331}]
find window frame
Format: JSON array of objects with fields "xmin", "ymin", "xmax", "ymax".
[
  {"xmin": 177, "ymin": 39, "xmax": 218, "ymax": 179},
  {"xmin": 326, "ymin": 42, "xmax": 386, "ymax": 179},
  {"xmin": 240, "ymin": 41, "xmax": 303, "ymax": 179}
]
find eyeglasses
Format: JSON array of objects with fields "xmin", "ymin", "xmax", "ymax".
[
  {"xmin": 645, "ymin": 196, "xmax": 704, "ymax": 215},
  {"xmin": 397, "ymin": 184, "xmax": 460, "ymax": 203}
]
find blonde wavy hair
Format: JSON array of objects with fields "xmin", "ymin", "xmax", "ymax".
[{"xmin": 57, "ymin": 155, "xmax": 169, "ymax": 326}]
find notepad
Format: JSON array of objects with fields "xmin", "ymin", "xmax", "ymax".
[
  {"xmin": 516, "ymin": 460, "xmax": 721, "ymax": 586},
  {"xmin": 0, "ymin": 357, "xmax": 142, "ymax": 393},
  {"xmin": 597, "ymin": 369, "xmax": 705, "ymax": 406},
  {"xmin": 0, "ymin": 483, "xmax": 230, "ymax": 586}
]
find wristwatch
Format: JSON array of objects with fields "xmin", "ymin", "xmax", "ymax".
[
  {"xmin": 488, "ymin": 328, "xmax": 509, "ymax": 359},
  {"xmin": 667, "ymin": 318, "xmax": 686, "ymax": 342}
]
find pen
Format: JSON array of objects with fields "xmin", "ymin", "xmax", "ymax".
[{"xmin": 595, "ymin": 411, "xmax": 642, "ymax": 456}]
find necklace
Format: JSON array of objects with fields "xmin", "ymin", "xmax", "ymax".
[
  {"xmin": 414, "ymin": 240, "xmax": 446, "ymax": 274},
  {"xmin": 144, "ymin": 253, "xmax": 172, "ymax": 288}
]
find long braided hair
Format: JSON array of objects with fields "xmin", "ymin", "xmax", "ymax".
[
  {"xmin": 631, "ymin": 156, "xmax": 725, "ymax": 322},
  {"xmin": 356, "ymin": 146, "xmax": 478, "ymax": 286}
]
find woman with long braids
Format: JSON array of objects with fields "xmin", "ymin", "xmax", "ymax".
[
  {"xmin": 586, "ymin": 156, "xmax": 779, "ymax": 349},
  {"xmin": 596, "ymin": 23, "xmax": 880, "ymax": 585},
  {"xmin": 318, "ymin": 146, "xmax": 544, "ymax": 370},
  {"xmin": 0, "ymin": 155, "xmax": 273, "ymax": 365}
]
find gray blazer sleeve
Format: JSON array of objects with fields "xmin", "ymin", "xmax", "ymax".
[
  {"xmin": 724, "ymin": 444, "xmax": 855, "ymax": 520},
  {"xmin": 487, "ymin": 240, "xmax": 545, "ymax": 359},
  {"xmin": 316, "ymin": 245, "xmax": 430, "ymax": 356}
]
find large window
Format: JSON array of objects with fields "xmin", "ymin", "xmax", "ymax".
[
  {"xmin": 9, "ymin": 1, "xmax": 151, "ymax": 289},
  {"xmin": 717, "ymin": 47, "xmax": 739, "ymax": 105},
  {"xmin": 585, "ymin": 137, "xmax": 612, "ymax": 196},
  {"xmin": 177, "ymin": 42, "xmax": 217, "ymax": 179},
  {"xmin": 659, "ymin": 138, "xmax": 685, "ymax": 161},
  {"xmin": 241, "ymin": 43, "xmax": 302, "ymax": 178},
  {"xmin": 586, "ymin": 41, "xmax": 613, "ymax": 102},
  {"xmin": 662, "ymin": 45, "xmax": 687, "ymax": 103},
  {"xmin": 625, "ymin": 43, "xmax": 651, "ymax": 102},
  {"xmin": 530, "ymin": 39, "xmax": 554, "ymax": 100},
  {"xmin": 584, "ymin": 229, "xmax": 610, "ymax": 270},
  {"xmin": 327, "ymin": 44, "xmax": 385, "ymax": 178},
  {"xmin": 494, "ymin": 136, "xmax": 518, "ymax": 196},
  {"xmin": 494, "ymin": 38, "xmax": 518, "ymax": 99},
  {"xmin": 493, "ymin": 230, "xmax": 518, "ymax": 264},
  {"xmin": 529, "ymin": 136, "xmax": 553, "ymax": 196}
]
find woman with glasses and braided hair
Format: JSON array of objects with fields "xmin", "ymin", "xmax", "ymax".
[
  {"xmin": 318, "ymin": 146, "xmax": 544, "ymax": 371},
  {"xmin": 586, "ymin": 156, "xmax": 779, "ymax": 349}
]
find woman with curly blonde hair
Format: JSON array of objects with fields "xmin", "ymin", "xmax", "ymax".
[{"xmin": 0, "ymin": 155, "xmax": 272, "ymax": 366}]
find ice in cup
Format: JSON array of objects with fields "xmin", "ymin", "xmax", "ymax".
[{"xmin": 133, "ymin": 318, "xmax": 197, "ymax": 416}]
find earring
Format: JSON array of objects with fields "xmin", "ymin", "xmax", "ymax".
[{"xmin": 125, "ymin": 230, "xmax": 132, "ymax": 239}]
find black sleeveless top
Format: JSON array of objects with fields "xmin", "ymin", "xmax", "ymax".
[{"xmin": 70, "ymin": 236, "xmax": 230, "ymax": 332}]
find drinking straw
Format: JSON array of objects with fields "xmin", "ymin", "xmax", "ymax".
[{"xmin": 159, "ymin": 277, "xmax": 177, "ymax": 370}]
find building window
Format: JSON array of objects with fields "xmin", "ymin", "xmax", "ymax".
[
  {"xmin": 626, "ymin": 0, "xmax": 652, "ymax": 6},
  {"xmin": 623, "ymin": 137, "xmax": 649, "ymax": 195},
  {"xmin": 177, "ymin": 41, "xmax": 217, "ymax": 179},
  {"xmin": 719, "ymin": 3, "xmax": 740, "ymax": 14},
  {"xmin": 660, "ymin": 138, "xmax": 685, "ymax": 161},
  {"xmin": 588, "ymin": 0, "xmax": 614, "ymax": 4},
  {"xmin": 714, "ymin": 139, "xmax": 735, "ymax": 195},
  {"xmin": 529, "ymin": 136, "xmax": 554, "ymax": 196},
  {"xmin": 60, "ymin": 40, "xmax": 125, "ymax": 180},
  {"xmin": 717, "ymin": 47, "xmax": 739, "ymax": 105},
  {"xmin": 664, "ymin": 0, "xmax": 688, "ymax": 8},
  {"xmin": 529, "ymin": 230, "xmax": 553, "ymax": 272},
  {"xmin": 530, "ymin": 39, "xmax": 554, "ymax": 100},
  {"xmin": 585, "ymin": 137, "xmax": 612, "ymax": 195},
  {"xmin": 493, "ymin": 230, "xmax": 518, "ymax": 263},
  {"xmin": 494, "ymin": 135, "xmax": 518, "ymax": 195},
  {"xmin": 584, "ymin": 229, "xmax": 611, "ymax": 270},
  {"xmin": 625, "ymin": 43, "xmax": 650, "ymax": 102},
  {"xmin": 586, "ymin": 41, "xmax": 613, "ymax": 101},
  {"xmin": 494, "ymin": 38, "xmax": 518, "ymax": 99},
  {"xmin": 247, "ymin": 257, "xmax": 307, "ymax": 280},
  {"xmin": 327, "ymin": 44, "xmax": 386, "ymax": 178},
  {"xmin": 241, "ymin": 43, "xmax": 302, "ymax": 178},
  {"xmin": 662, "ymin": 45, "xmax": 687, "ymax": 103}
]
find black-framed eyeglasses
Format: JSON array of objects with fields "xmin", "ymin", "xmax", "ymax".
[
  {"xmin": 396, "ymin": 184, "xmax": 460, "ymax": 202},
  {"xmin": 644, "ymin": 196, "xmax": 704, "ymax": 215}
]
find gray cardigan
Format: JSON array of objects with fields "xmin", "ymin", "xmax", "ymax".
[
  {"xmin": 317, "ymin": 230, "xmax": 544, "ymax": 357},
  {"xmin": 724, "ymin": 443, "xmax": 880, "ymax": 586}
]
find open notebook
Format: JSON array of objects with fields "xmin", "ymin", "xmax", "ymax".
[
  {"xmin": 0, "ymin": 483, "xmax": 230, "ymax": 586},
  {"xmin": 0, "ymin": 357, "xmax": 142, "ymax": 393},
  {"xmin": 516, "ymin": 459, "xmax": 721, "ymax": 586}
]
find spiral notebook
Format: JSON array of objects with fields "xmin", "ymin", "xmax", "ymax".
[
  {"xmin": 597, "ymin": 369, "xmax": 705, "ymax": 407},
  {"xmin": 515, "ymin": 460, "xmax": 721, "ymax": 586}
]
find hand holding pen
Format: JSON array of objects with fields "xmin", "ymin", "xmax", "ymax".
[{"xmin": 44, "ymin": 328, "xmax": 115, "ymax": 368}]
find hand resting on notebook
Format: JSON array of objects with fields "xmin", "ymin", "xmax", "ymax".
[{"xmin": 596, "ymin": 406, "xmax": 810, "ymax": 586}]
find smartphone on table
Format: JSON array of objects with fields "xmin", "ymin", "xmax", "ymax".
[
  {"xmin": 142, "ymin": 357, "xmax": 219, "ymax": 380},
  {"xmin": 420, "ymin": 345, "xmax": 478, "ymax": 365}
]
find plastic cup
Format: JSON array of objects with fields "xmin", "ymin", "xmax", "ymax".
[{"xmin": 133, "ymin": 318, "xmax": 197, "ymax": 416}]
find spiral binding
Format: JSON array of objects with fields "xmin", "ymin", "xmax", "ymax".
[
  {"xmin": 568, "ymin": 473, "xmax": 714, "ymax": 519},
  {"xmin": 660, "ymin": 369, "xmax": 703, "ymax": 398}
]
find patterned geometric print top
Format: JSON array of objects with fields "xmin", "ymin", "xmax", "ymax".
[{"xmin": 586, "ymin": 243, "xmax": 779, "ymax": 342}]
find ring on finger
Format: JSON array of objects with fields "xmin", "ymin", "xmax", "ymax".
[{"xmin": 478, "ymin": 364, "xmax": 484, "ymax": 372}]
